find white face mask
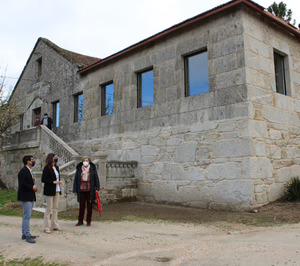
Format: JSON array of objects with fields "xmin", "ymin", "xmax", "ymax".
[{"xmin": 83, "ymin": 161, "xmax": 89, "ymax": 167}]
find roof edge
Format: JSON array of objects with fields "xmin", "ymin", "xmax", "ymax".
[{"xmin": 78, "ymin": 0, "xmax": 299, "ymax": 75}]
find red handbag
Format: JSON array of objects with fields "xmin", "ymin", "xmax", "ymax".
[{"xmin": 95, "ymin": 189, "xmax": 102, "ymax": 217}]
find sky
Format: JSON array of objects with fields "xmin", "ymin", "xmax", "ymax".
[{"xmin": 0, "ymin": 0, "xmax": 299, "ymax": 93}]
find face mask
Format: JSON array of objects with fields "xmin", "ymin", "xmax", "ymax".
[
  {"xmin": 83, "ymin": 162, "xmax": 89, "ymax": 167},
  {"xmin": 31, "ymin": 161, "xmax": 35, "ymax": 167},
  {"xmin": 54, "ymin": 158, "xmax": 58, "ymax": 163}
]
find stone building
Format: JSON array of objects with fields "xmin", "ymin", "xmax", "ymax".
[{"xmin": 1, "ymin": 0, "xmax": 299, "ymax": 210}]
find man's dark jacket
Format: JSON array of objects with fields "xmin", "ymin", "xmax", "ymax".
[
  {"xmin": 42, "ymin": 166, "xmax": 61, "ymax": 196},
  {"xmin": 40, "ymin": 117, "xmax": 53, "ymax": 130},
  {"xmin": 73, "ymin": 162, "xmax": 100, "ymax": 203},
  {"xmin": 17, "ymin": 166, "xmax": 36, "ymax": 202}
]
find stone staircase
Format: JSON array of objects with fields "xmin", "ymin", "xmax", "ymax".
[{"xmin": 35, "ymin": 126, "xmax": 138, "ymax": 210}]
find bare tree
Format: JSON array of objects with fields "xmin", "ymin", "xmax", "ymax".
[{"xmin": 0, "ymin": 66, "xmax": 19, "ymax": 137}]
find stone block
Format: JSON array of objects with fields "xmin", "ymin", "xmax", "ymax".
[
  {"xmin": 267, "ymin": 183, "xmax": 284, "ymax": 202},
  {"xmin": 191, "ymin": 121, "xmax": 218, "ymax": 132},
  {"xmin": 211, "ymin": 180, "xmax": 253, "ymax": 205},
  {"xmin": 138, "ymin": 182, "xmax": 153, "ymax": 197},
  {"xmin": 167, "ymin": 135, "xmax": 183, "ymax": 146},
  {"xmin": 142, "ymin": 156, "xmax": 155, "ymax": 164},
  {"xmin": 212, "ymin": 139, "xmax": 250, "ymax": 158},
  {"xmin": 269, "ymin": 129, "xmax": 282, "ymax": 140},
  {"xmin": 152, "ymin": 180, "xmax": 180, "ymax": 202},
  {"xmin": 141, "ymin": 145, "xmax": 158, "ymax": 156},
  {"xmin": 267, "ymin": 145, "xmax": 281, "ymax": 159},
  {"xmin": 206, "ymin": 162, "xmax": 242, "ymax": 180},
  {"xmin": 217, "ymin": 121, "xmax": 237, "ymax": 132},
  {"xmin": 243, "ymin": 157, "xmax": 273, "ymax": 179},
  {"xmin": 255, "ymin": 141, "xmax": 266, "ymax": 156},
  {"xmin": 255, "ymin": 192, "xmax": 268, "ymax": 205},
  {"xmin": 162, "ymin": 163, "xmax": 187, "ymax": 180},
  {"xmin": 248, "ymin": 120, "xmax": 268, "ymax": 138},
  {"xmin": 187, "ymin": 167, "xmax": 205, "ymax": 181},
  {"xmin": 149, "ymin": 163, "xmax": 164, "ymax": 175},
  {"xmin": 197, "ymin": 146, "xmax": 211, "ymax": 159},
  {"xmin": 174, "ymin": 142, "xmax": 198, "ymax": 163}
]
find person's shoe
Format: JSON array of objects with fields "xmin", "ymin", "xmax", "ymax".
[
  {"xmin": 75, "ymin": 222, "xmax": 83, "ymax": 226},
  {"xmin": 44, "ymin": 230, "xmax": 51, "ymax": 234},
  {"xmin": 53, "ymin": 228, "xmax": 62, "ymax": 231},
  {"xmin": 87, "ymin": 222, "xmax": 91, "ymax": 226},
  {"xmin": 22, "ymin": 235, "xmax": 37, "ymax": 240},
  {"xmin": 26, "ymin": 237, "xmax": 36, "ymax": 244}
]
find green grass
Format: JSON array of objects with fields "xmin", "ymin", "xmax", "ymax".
[
  {"xmin": 0, "ymin": 255, "xmax": 64, "ymax": 266},
  {"xmin": 0, "ymin": 190, "xmax": 18, "ymax": 206}
]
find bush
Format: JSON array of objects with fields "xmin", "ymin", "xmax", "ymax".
[{"xmin": 285, "ymin": 177, "xmax": 300, "ymax": 202}]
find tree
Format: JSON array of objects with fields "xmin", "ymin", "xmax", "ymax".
[
  {"xmin": 267, "ymin": 2, "xmax": 296, "ymax": 26},
  {"xmin": 0, "ymin": 67, "xmax": 19, "ymax": 137}
]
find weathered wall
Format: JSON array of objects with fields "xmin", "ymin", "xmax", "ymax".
[
  {"xmin": 9, "ymin": 40, "xmax": 79, "ymax": 137},
  {"xmin": 65, "ymin": 7, "xmax": 257, "ymax": 210},
  {"xmin": 243, "ymin": 8, "xmax": 300, "ymax": 207}
]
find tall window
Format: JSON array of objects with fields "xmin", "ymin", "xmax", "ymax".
[
  {"xmin": 36, "ymin": 57, "xmax": 42, "ymax": 78},
  {"xmin": 19, "ymin": 114, "xmax": 24, "ymax": 131},
  {"xmin": 185, "ymin": 50, "xmax": 209, "ymax": 97},
  {"xmin": 74, "ymin": 93, "xmax": 84, "ymax": 122},
  {"xmin": 274, "ymin": 52, "xmax": 287, "ymax": 95},
  {"xmin": 137, "ymin": 68, "xmax": 154, "ymax": 108},
  {"xmin": 101, "ymin": 82, "xmax": 114, "ymax": 116},
  {"xmin": 53, "ymin": 101, "xmax": 60, "ymax": 128}
]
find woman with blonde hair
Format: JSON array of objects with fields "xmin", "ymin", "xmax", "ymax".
[
  {"xmin": 73, "ymin": 157, "xmax": 100, "ymax": 226},
  {"xmin": 42, "ymin": 153, "xmax": 62, "ymax": 233}
]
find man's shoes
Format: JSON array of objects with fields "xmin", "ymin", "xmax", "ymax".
[
  {"xmin": 53, "ymin": 228, "xmax": 62, "ymax": 231},
  {"xmin": 22, "ymin": 235, "xmax": 36, "ymax": 240},
  {"xmin": 75, "ymin": 222, "xmax": 83, "ymax": 226},
  {"xmin": 26, "ymin": 237, "xmax": 36, "ymax": 244},
  {"xmin": 44, "ymin": 230, "xmax": 51, "ymax": 234},
  {"xmin": 87, "ymin": 222, "xmax": 91, "ymax": 226}
]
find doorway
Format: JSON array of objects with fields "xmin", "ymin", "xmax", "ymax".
[{"xmin": 32, "ymin": 107, "xmax": 41, "ymax": 127}]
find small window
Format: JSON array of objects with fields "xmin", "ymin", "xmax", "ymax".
[
  {"xmin": 53, "ymin": 101, "xmax": 60, "ymax": 128},
  {"xmin": 74, "ymin": 93, "xmax": 84, "ymax": 122},
  {"xmin": 19, "ymin": 114, "xmax": 24, "ymax": 131},
  {"xmin": 36, "ymin": 57, "xmax": 42, "ymax": 78},
  {"xmin": 274, "ymin": 52, "xmax": 287, "ymax": 95},
  {"xmin": 185, "ymin": 50, "xmax": 209, "ymax": 97},
  {"xmin": 101, "ymin": 82, "xmax": 114, "ymax": 116},
  {"xmin": 137, "ymin": 69, "xmax": 154, "ymax": 108}
]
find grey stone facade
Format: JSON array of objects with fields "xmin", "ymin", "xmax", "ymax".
[{"xmin": 1, "ymin": 0, "xmax": 299, "ymax": 211}]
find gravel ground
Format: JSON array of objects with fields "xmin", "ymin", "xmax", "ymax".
[{"xmin": 0, "ymin": 216, "xmax": 300, "ymax": 265}]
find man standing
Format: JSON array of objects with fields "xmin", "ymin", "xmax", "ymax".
[
  {"xmin": 40, "ymin": 113, "xmax": 53, "ymax": 130},
  {"xmin": 18, "ymin": 155, "xmax": 38, "ymax": 244}
]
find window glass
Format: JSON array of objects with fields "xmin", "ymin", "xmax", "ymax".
[
  {"xmin": 78, "ymin": 94, "xmax": 84, "ymax": 122},
  {"xmin": 138, "ymin": 69, "xmax": 154, "ymax": 107},
  {"xmin": 56, "ymin": 102, "xmax": 60, "ymax": 128},
  {"xmin": 186, "ymin": 51, "xmax": 209, "ymax": 96},
  {"xmin": 274, "ymin": 52, "xmax": 287, "ymax": 95},
  {"xmin": 102, "ymin": 83, "xmax": 114, "ymax": 115}
]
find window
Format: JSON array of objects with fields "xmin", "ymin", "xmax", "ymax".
[
  {"xmin": 274, "ymin": 52, "xmax": 287, "ymax": 95},
  {"xmin": 185, "ymin": 50, "xmax": 209, "ymax": 97},
  {"xmin": 137, "ymin": 68, "xmax": 154, "ymax": 108},
  {"xmin": 19, "ymin": 114, "xmax": 24, "ymax": 131},
  {"xmin": 74, "ymin": 93, "xmax": 84, "ymax": 122},
  {"xmin": 101, "ymin": 82, "xmax": 114, "ymax": 116},
  {"xmin": 53, "ymin": 101, "xmax": 60, "ymax": 128},
  {"xmin": 36, "ymin": 57, "xmax": 42, "ymax": 78}
]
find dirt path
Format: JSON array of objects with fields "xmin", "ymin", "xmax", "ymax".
[{"xmin": 0, "ymin": 216, "xmax": 300, "ymax": 265}]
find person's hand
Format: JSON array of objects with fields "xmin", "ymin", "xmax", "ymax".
[
  {"xmin": 53, "ymin": 181, "xmax": 58, "ymax": 184},
  {"xmin": 58, "ymin": 181, "xmax": 63, "ymax": 185},
  {"xmin": 74, "ymin": 192, "xmax": 77, "ymax": 195},
  {"xmin": 33, "ymin": 185, "xmax": 38, "ymax": 192}
]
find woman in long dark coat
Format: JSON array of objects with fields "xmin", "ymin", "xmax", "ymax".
[
  {"xmin": 73, "ymin": 157, "xmax": 100, "ymax": 226},
  {"xmin": 42, "ymin": 153, "xmax": 62, "ymax": 233}
]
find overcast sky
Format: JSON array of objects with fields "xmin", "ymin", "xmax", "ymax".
[{"xmin": 0, "ymin": 0, "xmax": 299, "ymax": 93}]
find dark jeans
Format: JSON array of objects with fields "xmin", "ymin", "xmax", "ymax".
[{"xmin": 78, "ymin": 191, "xmax": 92, "ymax": 223}]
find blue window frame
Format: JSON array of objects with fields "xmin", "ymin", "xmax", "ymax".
[{"xmin": 101, "ymin": 82, "xmax": 114, "ymax": 116}]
